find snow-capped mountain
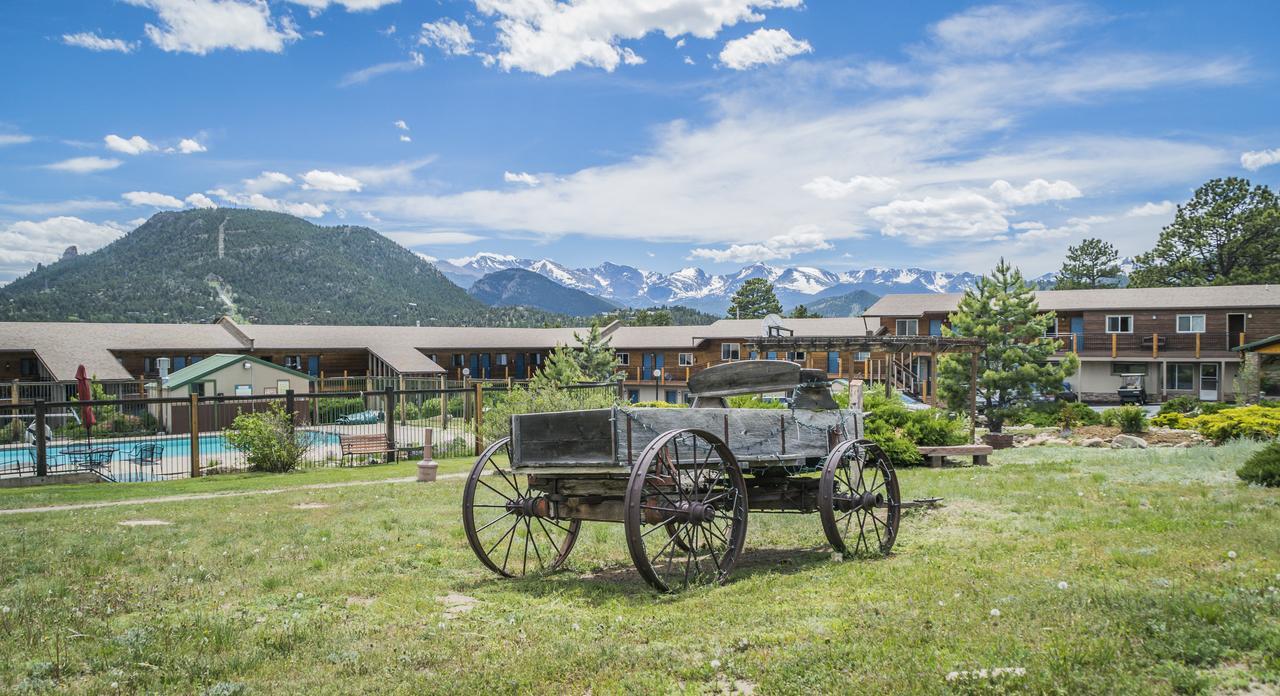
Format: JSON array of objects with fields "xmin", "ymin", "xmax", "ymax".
[{"xmin": 435, "ymin": 254, "xmax": 980, "ymax": 314}]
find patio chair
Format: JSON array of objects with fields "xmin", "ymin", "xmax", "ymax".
[{"xmin": 126, "ymin": 443, "xmax": 172, "ymax": 478}]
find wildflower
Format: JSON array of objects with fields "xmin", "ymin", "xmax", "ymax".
[
  {"xmin": 1227, "ymin": 550, "xmax": 1237, "ymax": 559},
  {"xmin": 1057, "ymin": 581, "xmax": 1069, "ymax": 590},
  {"xmin": 1, "ymin": 606, "xmax": 10, "ymax": 614},
  {"xmin": 292, "ymin": 612, "xmax": 300, "ymax": 619},
  {"xmin": 989, "ymin": 608, "xmax": 1001, "ymax": 618},
  {"xmin": 710, "ymin": 659, "xmax": 721, "ymax": 669},
  {"xmin": 946, "ymin": 671, "xmax": 960, "ymax": 682},
  {"xmin": 572, "ymin": 623, "xmax": 581, "ymax": 631},
  {"xmin": 296, "ymin": 592, "xmax": 304, "ymax": 600}
]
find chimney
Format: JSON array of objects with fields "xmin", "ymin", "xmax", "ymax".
[{"xmin": 157, "ymin": 357, "xmax": 171, "ymax": 382}]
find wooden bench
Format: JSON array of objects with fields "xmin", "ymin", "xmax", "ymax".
[
  {"xmin": 339, "ymin": 433, "xmax": 395, "ymax": 465},
  {"xmin": 918, "ymin": 444, "xmax": 993, "ymax": 468}
]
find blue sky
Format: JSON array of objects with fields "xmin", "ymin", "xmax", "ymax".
[{"xmin": 2, "ymin": 0, "xmax": 1279, "ymax": 284}]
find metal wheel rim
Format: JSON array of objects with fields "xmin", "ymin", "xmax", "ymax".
[
  {"xmin": 818, "ymin": 439, "xmax": 900, "ymax": 556},
  {"xmin": 623, "ymin": 428, "xmax": 748, "ymax": 593},
  {"xmin": 462, "ymin": 437, "xmax": 581, "ymax": 578}
]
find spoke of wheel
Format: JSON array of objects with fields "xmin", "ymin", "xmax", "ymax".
[
  {"xmin": 702, "ymin": 525, "xmax": 722, "ymax": 572},
  {"xmin": 476, "ymin": 478, "xmax": 515, "ymax": 503},
  {"xmin": 475, "ymin": 511, "xmax": 514, "ymax": 534},
  {"xmin": 704, "ymin": 519, "xmax": 729, "ymax": 546},
  {"xmin": 486, "ymin": 519, "xmax": 519, "ymax": 557},
  {"xmin": 640, "ymin": 504, "xmax": 681, "ymax": 514},
  {"xmin": 855, "ymin": 510, "xmax": 868, "ymax": 554},
  {"xmin": 528, "ymin": 519, "xmax": 546, "ymax": 569},
  {"xmin": 642, "ymin": 517, "xmax": 680, "ymax": 538},
  {"xmin": 501, "ymin": 520, "xmax": 519, "ymax": 572},
  {"xmin": 492, "ymin": 461, "xmax": 522, "ymax": 496},
  {"xmin": 535, "ymin": 517, "xmax": 560, "ymax": 562},
  {"xmin": 541, "ymin": 518, "xmax": 574, "ymax": 534},
  {"xmin": 648, "ymin": 527, "xmax": 682, "ymax": 566},
  {"xmin": 521, "ymin": 520, "xmax": 531, "ymax": 575},
  {"xmin": 868, "ymin": 512, "xmax": 884, "ymax": 550},
  {"xmin": 471, "ymin": 504, "xmax": 510, "ymax": 509}
]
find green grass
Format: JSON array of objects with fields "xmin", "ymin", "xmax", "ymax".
[{"xmin": 1, "ymin": 443, "xmax": 1278, "ymax": 694}]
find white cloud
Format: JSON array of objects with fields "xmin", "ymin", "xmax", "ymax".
[
  {"xmin": 419, "ymin": 18, "xmax": 474, "ymax": 56},
  {"xmin": 719, "ymin": 28, "xmax": 811, "ymax": 70},
  {"xmin": 185, "ymin": 193, "xmax": 217, "ymax": 208},
  {"xmin": 690, "ymin": 226, "xmax": 833, "ymax": 263},
  {"xmin": 683, "ymin": 55, "xmax": 695, "ymax": 65},
  {"xmin": 124, "ymin": 0, "xmax": 301, "ymax": 55},
  {"xmin": 242, "ymin": 171, "xmax": 294, "ymax": 193},
  {"xmin": 929, "ymin": 3, "xmax": 1096, "ymax": 56},
  {"xmin": 394, "ymin": 120, "xmax": 409, "ymax": 130},
  {"xmin": 287, "ymin": 0, "xmax": 399, "ymax": 12},
  {"xmin": 988, "ymin": 178, "xmax": 1081, "ymax": 205},
  {"xmin": 475, "ymin": 0, "xmax": 803, "ymax": 76},
  {"xmin": 0, "ymin": 199, "xmax": 123, "ymax": 216},
  {"xmin": 399, "ymin": 135, "xmax": 412, "ymax": 143},
  {"xmin": 339, "ymin": 51, "xmax": 424, "ymax": 86},
  {"xmin": 178, "ymin": 138, "xmax": 207, "ymax": 154},
  {"xmin": 61, "ymin": 32, "xmax": 139, "ymax": 53},
  {"xmin": 503, "ymin": 171, "xmax": 540, "ymax": 186},
  {"xmin": 802, "ymin": 175, "xmax": 898, "ymax": 199},
  {"xmin": 1124, "ymin": 200, "xmax": 1174, "ymax": 217},
  {"xmin": 1241, "ymin": 148, "xmax": 1280, "ymax": 171},
  {"xmin": 0, "ymin": 217, "xmax": 127, "ymax": 276},
  {"xmin": 0, "ymin": 134, "xmax": 33, "ymax": 147},
  {"xmin": 123, "ymin": 191, "xmax": 185, "ymax": 208},
  {"xmin": 104, "ymin": 134, "xmax": 157, "ymax": 155},
  {"xmin": 301, "ymin": 170, "xmax": 364, "ymax": 192},
  {"xmin": 347, "ymin": 158, "xmax": 435, "ymax": 187},
  {"xmin": 869, "ymin": 190, "xmax": 1011, "ymax": 242},
  {"xmin": 385, "ymin": 230, "xmax": 485, "ymax": 246},
  {"xmin": 212, "ymin": 190, "xmax": 330, "ymax": 218},
  {"xmin": 43, "ymin": 156, "xmax": 123, "ymax": 174}
]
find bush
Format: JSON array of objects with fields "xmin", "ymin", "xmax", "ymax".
[
  {"xmin": 1006, "ymin": 401, "xmax": 1101, "ymax": 428},
  {"xmin": 1237, "ymin": 441, "xmax": 1280, "ymax": 487},
  {"xmin": 1058, "ymin": 401, "xmax": 1102, "ymax": 428},
  {"xmin": 316, "ymin": 397, "xmax": 365, "ymax": 424},
  {"xmin": 1151, "ymin": 411, "xmax": 1192, "ymax": 429},
  {"xmin": 856, "ymin": 387, "xmax": 968, "ymax": 466},
  {"xmin": 480, "ymin": 383, "xmax": 618, "ymax": 445},
  {"xmin": 1102, "ymin": 405, "xmax": 1148, "ymax": 434},
  {"xmin": 225, "ymin": 403, "xmax": 308, "ymax": 473},
  {"xmin": 1158, "ymin": 395, "xmax": 1201, "ymax": 415},
  {"xmin": 630, "ymin": 400, "xmax": 687, "ymax": 408},
  {"xmin": 1190, "ymin": 405, "xmax": 1280, "ymax": 443},
  {"xmin": 726, "ymin": 394, "xmax": 786, "ymax": 409}
]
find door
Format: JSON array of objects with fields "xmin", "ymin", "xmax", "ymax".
[
  {"xmin": 641, "ymin": 352, "xmax": 652, "ymax": 379},
  {"xmin": 1070, "ymin": 316, "xmax": 1084, "ymax": 350},
  {"xmin": 480, "ymin": 353, "xmax": 491, "ymax": 378},
  {"xmin": 307, "ymin": 356, "xmax": 320, "ymax": 376},
  {"xmin": 827, "ymin": 352, "xmax": 839, "ymax": 375},
  {"xmin": 929, "ymin": 319, "xmax": 943, "ymax": 336},
  {"xmin": 1227, "ymin": 314, "xmax": 1246, "ymax": 349},
  {"xmin": 514, "ymin": 353, "xmax": 526, "ymax": 379},
  {"xmin": 468, "ymin": 353, "xmax": 478, "ymax": 378},
  {"xmin": 655, "ymin": 352, "xmax": 664, "ymax": 380},
  {"xmin": 911, "ymin": 356, "xmax": 931, "ymax": 397},
  {"xmin": 1199, "ymin": 363, "xmax": 1219, "ymax": 401}
]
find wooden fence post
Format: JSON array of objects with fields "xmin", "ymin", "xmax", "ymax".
[
  {"xmin": 189, "ymin": 393, "xmax": 201, "ymax": 478},
  {"xmin": 34, "ymin": 399, "xmax": 47, "ymax": 477},
  {"xmin": 473, "ymin": 381, "xmax": 484, "ymax": 456},
  {"xmin": 384, "ymin": 386, "xmax": 397, "ymax": 462},
  {"xmin": 968, "ymin": 352, "xmax": 978, "ymax": 444},
  {"xmin": 398, "ymin": 375, "xmax": 406, "ymax": 425}
]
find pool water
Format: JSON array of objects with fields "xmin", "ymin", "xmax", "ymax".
[{"xmin": 1, "ymin": 430, "xmax": 342, "ymax": 466}]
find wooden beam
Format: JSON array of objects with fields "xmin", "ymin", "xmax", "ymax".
[{"xmin": 968, "ymin": 352, "xmax": 978, "ymax": 444}]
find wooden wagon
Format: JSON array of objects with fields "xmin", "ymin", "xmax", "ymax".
[{"xmin": 462, "ymin": 360, "xmax": 911, "ymax": 592}]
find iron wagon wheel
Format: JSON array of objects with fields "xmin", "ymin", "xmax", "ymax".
[
  {"xmin": 818, "ymin": 439, "xmax": 900, "ymax": 556},
  {"xmin": 623, "ymin": 428, "xmax": 748, "ymax": 593},
  {"xmin": 462, "ymin": 437, "xmax": 581, "ymax": 578}
]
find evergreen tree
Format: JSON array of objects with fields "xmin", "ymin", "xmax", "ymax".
[
  {"xmin": 788, "ymin": 304, "xmax": 822, "ymax": 318},
  {"xmin": 1055, "ymin": 238, "xmax": 1121, "ymax": 289},
  {"xmin": 571, "ymin": 323, "xmax": 620, "ymax": 382},
  {"xmin": 936, "ymin": 259, "xmax": 1080, "ymax": 432},
  {"xmin": 534, "ymin": 344, "xmax": 586, "ymax": 387},
  {"xmin": 726, "ymin": 278, "xmax": 783, "ymax": 319},
  {"xmin": 1129, "ymin": 177, "xmax": 1280, "ymax": 287}
]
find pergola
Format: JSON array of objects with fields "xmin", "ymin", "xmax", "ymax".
[{"xmin": 747, "ymin": 333, "xmax": 986, "ymax": 440}]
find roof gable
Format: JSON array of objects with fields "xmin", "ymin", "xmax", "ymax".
[{"xmin": 163, "ymin": 353, "xmax": 310, "ymax": 389}]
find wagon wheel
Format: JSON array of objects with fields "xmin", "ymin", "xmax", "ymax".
[
  {"xmin": 624, "ymin": 428, "xmax": 748, "ymax": 592},
  {"xmin": 818, "ymin": 439, "xmax": 900, "ymax": 556},
  {"xmin": 462, "ymin": 437, "xmax": 581, "ymax": 578}
]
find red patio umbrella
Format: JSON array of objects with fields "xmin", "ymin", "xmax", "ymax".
[{"xmin": 75, "ymin": 364, "xmax": 96, "ymax": 437}]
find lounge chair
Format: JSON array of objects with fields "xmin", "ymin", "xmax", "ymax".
[{"xmin": 335, "ymin": 410, "xmax": 384, "ymax": 425}]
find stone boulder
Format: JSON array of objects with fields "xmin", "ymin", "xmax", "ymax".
[
  {"xmin": 1110, "ymin": 434, "xmax": 1148, "ymax": 449},
  {"xmin": 1081, "ymin": 437, "xmax": 1106, "ymax": 448}
]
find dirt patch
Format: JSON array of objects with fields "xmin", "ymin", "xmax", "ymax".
[
  {"xmin": 345, "ymin": 596, "xmax": 375, "ymax": 607},
  {"xmin": 118, "ymin": 519, "xmax": 172, "ymax": 527},
  {"xmin": 1069, "ymin": 425, "xmax": 1200, "ymax": 446},
  {"xmin": 439, "ymin": 593, "xmax": 478, "ymax": 619},
  {"xmin": 291, "ymin": 502, "xmax": 330, "ymax": 510}
]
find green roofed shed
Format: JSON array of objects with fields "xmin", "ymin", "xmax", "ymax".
[{"xmin": 157, "ymin": 353, "xmax": 311, "ymax": 397}]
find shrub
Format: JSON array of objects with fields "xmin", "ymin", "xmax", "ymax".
[
  {"xmin": 1237, "ymin": 441, "xmax": 1280, "ymax": 487},
  {"xmin": 1158, "ymin": 395, "xmax": 1201, "ymax": 415},
  {"xmin": 630, "ymin": 400, "xmax": 687, "ymax": 408},
  {"xmin": 1005, "ymin": 401, "xmax": 1100, "ymax": 428},
  {"xmin": 726, "ymin": 394, "xmax": 786, "ymax": 409},
  {"xmin": 1151, "ymin": 412, "xmax": 1192, "ymax": 429},
  {"xmin": 225, "ymin": 403, "xmax": 308, "ymax": 473},
  {"xmin": 316, "ymin": 397, "xmax": 366, "ymax": 423},
  {"xmin": 1190, "ymin": 405, "xmax": 1280, "ymax": 443},
  {"xmin": 854, "ymin": 387, "xmax": 967, "ymax": 466},
  {"xmin": 901, "ymin": 408, "xmax": 969, "ymax": 447},
  {"xmin": 480, "ymin": 382, "xmax": 618, "ymax": 445},
  {"xmin": 1102, "ymin": 405, "xmax": 1148, "ymax": 434}
]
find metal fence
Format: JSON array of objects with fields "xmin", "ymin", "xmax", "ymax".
[{"xmin": 0, "ymin": 382, "xmax": 620, "ymax": 484}]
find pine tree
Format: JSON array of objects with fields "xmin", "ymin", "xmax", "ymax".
[
  {"xmin": 936, "ymin": 259, "xmax": 1080, "ymax": 432},
  {"xmin": 572, "ymin": 323, "xmax": 619, "ymax": 382},
  {"xmin": 726, "ymin": 278, "xmax": 783, "ymax": 319},
  {"xmin": 1055, "ymin": 238, "xmax": 1121, "ymax": 289},
  {"xmin": 788, "ymin": 304, "xmax": 822, "ymax": 318},
  {"xmin": 534, "ymin": 344, "xmax": 586, "ymax": 387}
]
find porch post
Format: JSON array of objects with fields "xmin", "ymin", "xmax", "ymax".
[{"xmin": 968, "ymin": 352, "xmax": 978, "ymax": 444}]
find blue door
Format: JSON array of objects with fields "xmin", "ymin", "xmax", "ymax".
[
  {"xmin": 173, "ymin": 356, "xmax": 187, "ymax": 370},
  {"xmin": 766, "ymin": 351, "xmax": 777, "ymax": 360},
  {"xmin": 655, "ymin": 352, "xmax": 664, "ymax": 379},
  {"xmin": 749, "ymin": 350, "xmax": 758, "ymax": 360},
  {"xmin": 468, "ymin": 353, "xmax": 478, "ymax": 377},
  {"xmin": 827, "ymin": 352, "xmax": 839, "ymax": 374},
  {"xmin": 642, "ymin": 352, "xmax": 652, "ymax": 379},
  {"xmin": 1070, "ymin": 316, "xmax": 1084, "ymax": 348},
  {"xmin": 307, "ymin": 356, "xmax": 320, "ymax": 376},
  {"xmin": 480, "ymin": 353, "xmax": 491, "ymax": 378},
  {"xmin": 929, "ymin": 319, "xmax": 943, "ymax": 336},
  {"xmin": 514, "ymin": 353, "xmax": 526, "ymax": 379}
]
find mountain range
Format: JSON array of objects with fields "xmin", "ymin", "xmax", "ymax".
[{"xmin": 436, "ymin": 253, "xmax": 981, "ymax": 315}]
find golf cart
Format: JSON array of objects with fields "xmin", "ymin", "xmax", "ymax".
[{"xmin": 1117, "ymin": 373, "xmax": 1148, "ymax": 405}]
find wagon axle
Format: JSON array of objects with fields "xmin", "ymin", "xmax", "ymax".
[
  {"xmin": 504, "ymin": 495, "xmax": 551, "ymax": 518},
  {"xmin": 833, "ymin": 491, "xmax": 883, "ymax": 513},
  {"xmin": 643, "ymin": 498, "xmax": 719, "ymax": 525}
]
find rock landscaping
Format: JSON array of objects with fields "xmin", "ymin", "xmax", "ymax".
[{"xmin": 1008, "ymin": 424, "xmax": 1204, "ymax": 449}]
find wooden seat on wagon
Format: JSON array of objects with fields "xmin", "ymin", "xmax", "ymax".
[
  {"xmin": 917, "ymin": 444, "xmax": 992, "ymax": 468},
  {"xmin": 339, "ymin": 433, "xmax": 395, "ymax": 464}
]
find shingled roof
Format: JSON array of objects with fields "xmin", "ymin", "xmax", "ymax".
[{"xmin": 864, "ymin": 284, "xmax": 1280, "ymax": 317}]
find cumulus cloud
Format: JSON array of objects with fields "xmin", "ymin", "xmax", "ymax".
[
  {"xmin": 104, "ymin": 134, "xmax": 157, "ymax": 155},
  {"xmin": 988, "ymin": 178, "xmax": 1081, "ymax": 205},
  {"xmin": 242, "ymin": 171, "xmax": 294, "ymax": 193},
  {"xmin": 0, "ymin": 217, "xmax": 127, "ymax": 277},
  {"xmin": 0, "ymin": 199, "xmax": 123, "ymax": 216},
  {"xmin": 475, "ymin": 0, "xmax": 803, "ymax": 76},
  {"xmin": 61, "ymin": 32, "xmax": 139, "ymax": 53},
  {"xmin": 124, "ymin": 0, "xmax": 301, "ymax": 55},
  {"xmin": 185, "ymin": 193, "xmax": 217, "ymax": 208},
  {"xmin": 384, "ymin": 230, "xmax": 485, "ymax": 246},
  {"xmin": 719, "ymin": 28, "xmax": 811, "ymax": 70},
  {"xmin": 1241, "ymin": 148, "xmax": 1280, "ymax": 171},
  {"xmin": 286, "ymin": 0, "xmax": 399, "ymax": 12},
  {"xmin": 419, "ymin": 18, "xmax": 474, "ymax": 56},
  {"xmin": 211, "ymin": 190, "xmax": 330, "ymax": 218},
  {"xmin": 123, "ymin": 191, "xmax": 186, "ymax": 208},
  {"xmin": 0, "ymin": 134, "xmax": 34, "ymax": 147},
  {"xmin": 690, "ymin": 226, "xmax": 833, "ymax": 263},
  {"xmin": 399, "ymin": 135, "xmax": 412, "ymax": 142},
  {"xmin": 339, "ymin": 51, "xmax": 424, "ymax": 86},
  {"xmin": 301, "ymin": 170, "xmax": 364, "ymax": 192},
  {"xmin": 869, "ymin": 191, "xmax": 1011, "ymax": 242},
  {"xmin": 394, "ymin": 120, "xmax": 409, "ymax": 130},
  {"xmin": 802, "ymin": 175, "xmax": 899, "ymax": 199},
  {"xmin": 1125, "ymin": 200, "xmax": 1175, "ymax": 217},
  {"xmin": 503, "ymin": 171, "xmax": 540, "ymax": 186},
  {"xmin": 178, "ymin": 138, "xmax": 207, "ymax": 154},
  {"xmin": 43, "ymin": 156, "xmax": 123, "ymax": 174}
]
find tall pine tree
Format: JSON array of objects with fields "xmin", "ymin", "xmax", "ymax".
[
  {"xmin": 572, "ymin": 323, "xmax": 620, "ymax": 382},
  {"xmin": 1055, "ymin": 238, "xmax": 1121, "ymax": 289},
  {"xmin": 936, "ymin": 259, "xmax": 1079, "ymax": 432},
  {"xmin": 727, "ymin": 278, "xmax": 783, "ymax": 319}
]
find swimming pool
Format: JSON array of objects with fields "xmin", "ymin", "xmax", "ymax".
[{"xmin": 0, "ymin": 430, "xmax": 342, "ymax": 467}]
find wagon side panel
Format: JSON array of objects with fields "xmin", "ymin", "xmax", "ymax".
[{"xmin": 510, "ymin": 408, "xmax": 616, "ymax": 469}]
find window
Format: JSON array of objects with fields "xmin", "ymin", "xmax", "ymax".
[
  {"xmin": 283, "ymin": 355, "xmax": 303, "ymax": 370},
  {"xmin": 19, "ymin": 358, "xmax": 38, "ymax": 377},
  {"xmin": 855, "ymin": 351, "xmax": 871, "ymax": 361},
  {"xmin": 1106, "ymin": 315, "xmax": 1133, "ymax": 333},
  {"xmin": 496, "ymin": 353, "xmax": 509, "ymax": 366},
  {"xmin": 191, "ymin": 382, "xmax": 207, "ymax": 397},
  {"xmin": 143, "ymin": 357, "xmax": 154, "ymax": 375},
  {"xmin": 276, "ymin": 380, "xmax": 291, "ymax": 394},
  {"xmin": 451, "ymin": 354, "xmax": 464, "ymax": 367},
  {"xmin": 1176, "ymin": 314, "xmax": 1205, "ymax": 333},
  {"xmin": 234, "ymin": 385, "xmax": 252, "ymax": 396},
  {"xmin": 1111, "ymin": 363, "xmax": 1148, "ymax": 375},
  {"xmin": 616, "ymin": 352, "xmax": 631, "ymax": 366},
  {"xmin": 1166, "ymin": 363, "xmax": 1195, "ymax": 390},
  {"xmin": 626, "ymin": 389, "xmax": 640, "ymax": 403},
  {"xmin": 664, "ymin": 390, "xmax": 678, "ymax": 404},
  {"xmin": 678, "ymin": 353, "xmax": 694, "ymax": 366},
  {"xmin": 895, "ymin": 319, "xmax": 919, "ymax": 336},
  {"xmin": 721, "ymin": 343, "xmax": 741, "ymax": 361},
  {"xmin": 786, "ymin": 351, "xmax": 806, "ymax": 362}
]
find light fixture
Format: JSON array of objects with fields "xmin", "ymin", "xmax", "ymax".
[{"xmin": 243, "ymin": 361, "xmax": 252, "ymax": 370}]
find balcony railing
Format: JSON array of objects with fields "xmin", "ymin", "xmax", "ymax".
[{"xmin": 1053, "ymin": 332, "xmax": 1247, "ymax": 357}]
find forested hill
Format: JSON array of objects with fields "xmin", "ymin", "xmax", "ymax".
[{"xmin": 0, "ymin": 209, "xmax": 554, "ymax": 326}]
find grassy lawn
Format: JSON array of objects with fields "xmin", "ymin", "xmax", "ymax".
[{"xmin": 1, "ymin": 443, "xmax": 1277, "ymax": 694}]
